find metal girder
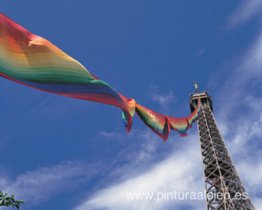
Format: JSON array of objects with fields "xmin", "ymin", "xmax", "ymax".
[{"xmin": 190, "ymin": 92, "xmax": 255, "ymax": 210}]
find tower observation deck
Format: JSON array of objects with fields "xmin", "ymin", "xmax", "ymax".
[{"xmin": 190, "ymin": 90, "xmax": 255, "ymax": 210}]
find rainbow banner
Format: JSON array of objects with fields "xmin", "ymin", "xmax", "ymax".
[
  {"xmin": 0, "ymin": 13, "xmax": 200, "ymax": 141},
  {"xmin": 135, "ymin": 99, "xmax": 200, "ymax": 140}
]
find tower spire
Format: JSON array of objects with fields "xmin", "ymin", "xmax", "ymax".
[{"xmin": 194, "ymin": 82, "xmax": 199, "ymax": 93}]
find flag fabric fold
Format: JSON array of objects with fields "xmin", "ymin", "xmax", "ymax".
[
  {"xmin": 0, "ymin": 13, "xmax": 200, "ymax": 140},
  {"xmin": 135, "ymin": 97, "xmax": 201, "ymax": 141},
  {"xmin": 135, "ymin": 103, "xmax": 170, "ymax": 140}
]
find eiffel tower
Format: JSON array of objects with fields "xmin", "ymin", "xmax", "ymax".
[{"xmin": 190, "ymin": 84, "xmax": 255, "ymax": 210}]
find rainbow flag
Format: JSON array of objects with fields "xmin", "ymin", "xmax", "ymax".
[
  {"xmin": 0, "ymin": 13, "xmax": 200, "ymax": 141},
  {"xmin": 135, "ymin": 98, "xmax": 200, "ymax": 140}
]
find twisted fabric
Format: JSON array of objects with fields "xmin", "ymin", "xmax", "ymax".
[{"xmin": 0, "ymin": 13, "xmax": 200, "ymax": 141}]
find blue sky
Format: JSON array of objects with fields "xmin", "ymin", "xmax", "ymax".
[{"xmin": 1, "ymin": 1, "xmax": 262, "ymax": 209}]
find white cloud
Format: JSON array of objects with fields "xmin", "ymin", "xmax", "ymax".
[
  {"xmin": 148, "ymin": 84, "xmax": 177, "ymax": 111},
  {"xmin": 151, "ymin": 91, "xmax": 176, "ymax": 109},
  {"xmin": 228, "ymin": 0, "xmax": 262, "ymax": 27},
  {"xmin": 215, "ymin": 20, "xmax": 262, "ymax": 209},
  {"xmin": 236, "ymin": 158, "xmax": 262, "ymax": 209},
  {"xmin": 216, "ymin": 28, "xmax": 262, "ymax": 122},
  {"xmin": 73, "ymin": 134, "xmax": 205, "ymax": 210},
  {"xmin": 0, "ymin": 161, "xmax": 99, "ymax": 206},
  {"xmin": 99, "ymin": 130, "xmax": 127, "ymax": 140},
  {"xmin": 240, "ymin": 33, "xmax": 262, "ymax": 81}
]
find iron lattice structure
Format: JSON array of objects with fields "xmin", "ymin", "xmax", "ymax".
[{"xmin": 190, "ymin": 91, "xmax": 255, "ymax": 210}]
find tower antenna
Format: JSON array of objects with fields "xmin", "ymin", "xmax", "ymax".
[{"xmin": 194, "ymin": 82, "xmax": 199, "ymax": 93}]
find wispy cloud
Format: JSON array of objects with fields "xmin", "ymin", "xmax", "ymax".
[
  {"xmin": 73, "ymin": 134, "xmax": 205, "ymax": 210},
  {"xmin": 0, "ymin": 161, "xmax": 100, "ymax": 207},
  {"xmin": 228, "ymin": 0, "xmax": 262, "ymax": 27},
  {"xmin": 99, "ymin": 130, "xmax": 127, "ymax": 140},
  {"xmin": 215, "ymin": 19, "xmax": 262, "ymax": 208},
  {"xmin": 215, "ymin": 27, "xmax": 262, "ymax": 123},
  {"xmin": 97, "ymin": 130, "xmax": 169, "ymax": 179},
  {"xmin": 151, "ymin": 91, "xmax": 175, "ymax": 108},
  {"xmin": 149, "ymin": 84, "xmax": 176, "ymax": 111}
]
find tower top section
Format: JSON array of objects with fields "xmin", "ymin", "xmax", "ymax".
[{"xmin": 190, "ymin": 84, "xmax": 213, "ymax": 112}]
